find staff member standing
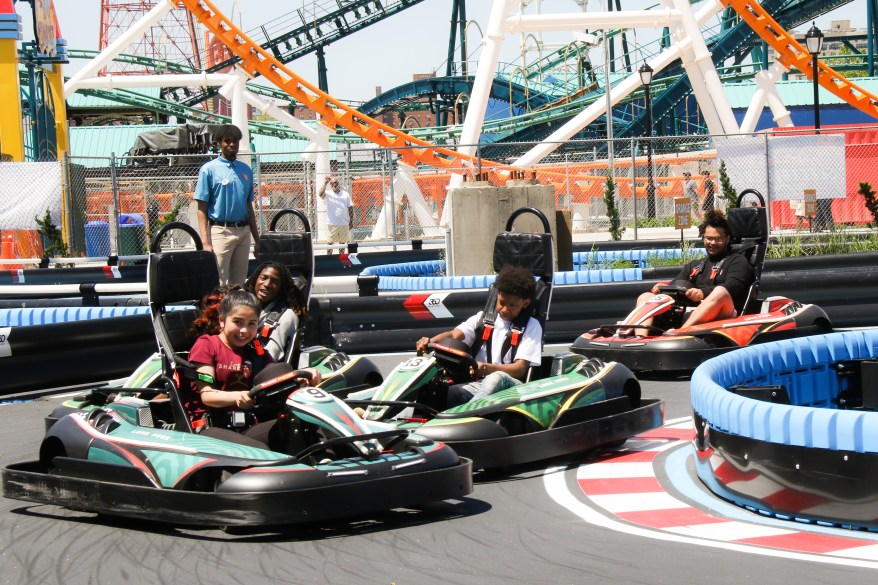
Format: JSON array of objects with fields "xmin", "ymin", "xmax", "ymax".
[
  {"xmin": 194, "ymin": 124, "xmax": 259, "ymax": 285},
  {"xmin": 319, "ymin": 176, "xmax": 354, "ymax": 255}
]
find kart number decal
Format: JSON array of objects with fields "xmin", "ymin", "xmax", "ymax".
[
  {"xmin": 0, "ymin": 327, "xmax": 9, "ymax": 358},
  {"xmin": 293, "ymin": 387, "xmax": 333, "ymax": 404},
  {"xmin": 401, "ymin": 357, "xmax": 426, "ymax": 370}
]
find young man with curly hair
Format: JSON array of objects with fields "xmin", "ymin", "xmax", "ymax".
[{"xmin": 416, "ymin": 265, "xmax": 543, "ymax": 407}]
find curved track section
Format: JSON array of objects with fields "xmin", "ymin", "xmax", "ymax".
[
  {"xmin": 692, "ymin": 329, "xmax": 878, "ymax": 529},
  {"xmin": 177, "ymin": 0, "xmax": 501, "ymax": 173}
]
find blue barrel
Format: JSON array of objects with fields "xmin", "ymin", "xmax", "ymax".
[{"xmin": 84, "ymin": 220, "xmax": 110, "ymax": 257}]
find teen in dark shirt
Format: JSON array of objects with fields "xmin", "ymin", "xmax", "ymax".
[{"xmin": 634, "ymin": 210, "xmax": 754, "ymax": 329}]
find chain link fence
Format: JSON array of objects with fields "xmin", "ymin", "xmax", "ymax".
[{"xmin": 4, "ymin": 125, "xmax": 877, "ymax": 259}]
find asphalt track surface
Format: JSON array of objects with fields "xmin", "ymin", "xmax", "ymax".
[{"xmin": 2, "ymin": 365, "xmax": 877, "ymax": 584}]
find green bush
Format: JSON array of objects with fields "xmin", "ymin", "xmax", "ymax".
[{"xmin": 34, "ymin": 209, "xmax": 68, "ymax": 258}]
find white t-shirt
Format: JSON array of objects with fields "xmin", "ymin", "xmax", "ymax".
[
  {"xmin": 456, "ymin": 310, "xmax": 543, "ymax": 368},
  {"xmin": 324, "ymin": 187, "xmax": 353, "ymax": 226}
]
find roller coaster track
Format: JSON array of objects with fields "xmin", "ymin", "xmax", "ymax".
[
  {"xmin": 177, "ymin": 0, "xmax": 500, "ymax": 172},
  {"xmin": 723, "ymin": 0, "xmax": 878, "ymax": 120},
  {"xmin": 358, "ymin": 75, "xmax": 556, "ymax": 118},
  {"xmin": 179, "ymin": 0, "xmax": 427, "ymax": 109}
]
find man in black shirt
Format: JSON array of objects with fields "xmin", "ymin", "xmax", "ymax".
[{"xmin": 634, "ymin": 210, "xmax": 754, "ymax": 330}]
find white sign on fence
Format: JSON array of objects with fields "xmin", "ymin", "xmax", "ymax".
[
  {"xmin": 715, "ymin": 134, "xmax": 845, "ymax": 201},
  {"xmin": 0, "ymin": 162, "xmax": 63, "ymax": 230}
]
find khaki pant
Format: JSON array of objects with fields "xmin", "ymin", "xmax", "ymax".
[
  {"xmin": 326, "ymin": 224, "xmax": 351, "ymax": 254},
  {"xmin": 210, "ymin": 224, "xmax": 251, "ymax": 285}
]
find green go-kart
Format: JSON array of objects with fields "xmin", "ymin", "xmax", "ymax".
[{"xmin": 1, "ymin": 219, "xmax": 470, "ymax": 527}]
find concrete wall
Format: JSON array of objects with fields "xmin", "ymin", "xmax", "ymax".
[{"xmin": 447, "ymin": 179, "xmax": 556, "ymax": 275}]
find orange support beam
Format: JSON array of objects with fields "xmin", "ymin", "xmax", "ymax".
[
  {"xmin": 722, "ymin": 0, "xmax": 878, "ymax": 121},
  {"xmin": 178, "ymin": 0, "xmax": 506, "ymax": 174}
]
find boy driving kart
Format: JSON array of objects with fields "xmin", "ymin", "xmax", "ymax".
[
  {"xmin": 415, "ymin": 265, "xmax": 543, "ymax": 407},
  {"xmin": 633, "ymin": 209, "xmax": 754, "ymax": 332}
]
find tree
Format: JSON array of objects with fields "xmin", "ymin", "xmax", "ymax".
[
  {"xmin": 145, "ymin": 199, "xmax": 185, "ymax": 249},
  {"xmin": 34, "ymin": 209, "xmax": 68, "ymax": 258},
  {"xmin": 604, "ymin": 174, "xmax": 625, "ymax": 241},
  {"xmin": 717, "ymin": 160, "xmax": 738, "ymax": 210}
]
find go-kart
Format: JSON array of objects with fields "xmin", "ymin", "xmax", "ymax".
[
  {"xmin": 121, "ymin": 211, "xmax": 384, "ymax": 394},
  {"xmin": 347, "ymin": 207, "xmax": 664, "ymax": 469},
  {"xmin": 1, "ymin": 224, "xmax": 470, "ymax": 527},
  {"xmin": 571, "ymin": 190, "xmax": 832, "ymax": 372}
]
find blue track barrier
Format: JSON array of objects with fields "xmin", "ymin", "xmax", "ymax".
[
  {"xmin": 692, "ymin": 330, "xmax": 878, "ymax": 451},
  {"xmin": 572, "ymin": 248, "xmax": 706, "ymax": 269},
  {"xmin": 360, "ymin": 260, "xmax": 644, "ymax": 290},
  {"xmin": 692, "ymin": 329, "xmax": 878, "ymax": 529},
  {"xmin": 0, "ymin": 305, "xmax": 188, "ymax": 326},
  {"xmin": 360, "ymin": 260, "xmax": 445, "ymax": 277}
]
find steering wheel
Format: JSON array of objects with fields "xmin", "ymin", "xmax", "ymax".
[
  {"xmin": 656, "ymin": 284, "xmax": 690, "ymax": 304},
  {"xmin": 427, "ymin": 341, "xmax": 479, "ymax": 382},
  {"xmin": 248, "ymin": 369, "xmax": 315, "ymax": 402}
]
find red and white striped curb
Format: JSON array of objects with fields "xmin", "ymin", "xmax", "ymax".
[{"xmin": 573, "ymin": 420, "xmax": 878, "ymax": 562}]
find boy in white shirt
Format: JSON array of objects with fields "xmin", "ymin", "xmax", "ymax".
[{"xmin": 416, "ymin": 265, "xmax": 543, "ymax": 407}]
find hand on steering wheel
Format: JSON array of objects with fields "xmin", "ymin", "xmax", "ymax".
[
  {"xmin": 656, "ymin": 284, "xmax": 691, "ymax": 304},
  {"xmin": 427, "ymin": 342, "xmax": 479, "ymax": 382},
  {"xmin": 248, "ymin": 369, "xmax": 315, "ymax": 402}
]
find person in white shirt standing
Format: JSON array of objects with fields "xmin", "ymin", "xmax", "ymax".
[{"xmin": 319, "ymin": 176, "xmax": 354, "ymax": 254}]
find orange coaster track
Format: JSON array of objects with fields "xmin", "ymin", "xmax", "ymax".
[
  {"xmin": 179, "ymin": 0, "xmax": 502, "ymax": 173},
  {"xmin": 723, "ymin": 0, "xmax": 878, "ymax": 121}
]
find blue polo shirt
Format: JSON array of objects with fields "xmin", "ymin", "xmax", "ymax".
[{"xmin": 193, "ymin": 156, "xmax": 254, "ymax": 223}]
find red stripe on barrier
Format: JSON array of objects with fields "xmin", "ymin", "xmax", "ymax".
[
  {"xmin": 403, "ymin": 294, "xmax": 433, "ymax": 320},
  {"xmin": 339, "ymin": 254, "xmax": 351, "ymax": 266},
  {"xmin": 759, "ymin": 487, "xmax": 830, "ymax": 513}
]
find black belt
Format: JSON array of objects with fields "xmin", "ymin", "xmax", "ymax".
[{"xmin": 209, "ymin": 218, "xmax": 248, "ymax": 227}]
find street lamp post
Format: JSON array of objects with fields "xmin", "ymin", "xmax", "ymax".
[
  {"xmin": 639, "ymin": 62, "xmax": 656, "ymax": 218},
  {"xmin": 805, "ymin": 23, "xmax": 832, "ymax": 230},
  {"xmin": 805, "ymin": 22, "xmax": 824, "ymax": 133}
]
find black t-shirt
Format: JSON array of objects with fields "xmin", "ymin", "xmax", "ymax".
[{"xmin": 674, "ymin": 251, "xmax": 754, "ymax": 311}]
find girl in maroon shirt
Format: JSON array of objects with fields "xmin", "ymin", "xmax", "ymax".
[{"xmin": 187, "ymin": 289, "xmax": 269, "ymax": 424}]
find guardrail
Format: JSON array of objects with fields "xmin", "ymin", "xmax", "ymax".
[
  {"xmin": 691, "ymin": 329, "xmax": 878, "ymax": 529},
  {"xmin": 1, "ymin": 253, "xmax": 877, "ymax": 394}
]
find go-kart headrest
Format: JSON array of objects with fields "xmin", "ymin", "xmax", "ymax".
[
  {"xmin": 492, "ymin": 231, "xmax": 554, "ymax": 280},
  {"xmin": 148, "ymin": 250, "xmax": 219, "ymax": 307},
  {"xmin": 258, "ymin": 231, "xmax": 313, "ymax": 274},
  {"xmin": 727, "ymin": 206, "xmax": 768, "ymax": 243}
]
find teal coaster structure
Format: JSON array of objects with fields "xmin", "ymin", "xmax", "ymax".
[{"xmin": 692, "ymin": 329, "xmax": 878, "ymax": 530}]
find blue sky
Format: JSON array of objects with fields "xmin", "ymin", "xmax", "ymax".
[{"xmin": 20, "ymin": 0, "xmax": 869, "ymax": 102}]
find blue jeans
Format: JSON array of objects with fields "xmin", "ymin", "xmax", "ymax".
[{"xmin": 447, "ymin": 371, "xmax": 519, "ymax": 408}]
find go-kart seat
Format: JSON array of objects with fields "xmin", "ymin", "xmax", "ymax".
[
  {"xmin": 148, "ymin": 246, "xmax": 221, "ymax": 433},
  {"xmin": 472, "ymin": 207, "xmax": 554, "ymax": 381},
  {"xmin": 726, "ymin": 204, "xmax": 768, "ymax": 314},
  {"xmin": 490, "ymin": 209, "xmax": 555, "ymax": 333},
  {"xmin": 257, "ymin": 209, "xmax": 315, "ymax": 364}
]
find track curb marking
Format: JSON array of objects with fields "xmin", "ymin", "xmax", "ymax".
[{"xmin": 544, "ymin": 419, "xmax": 878, "ymax": 567}]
